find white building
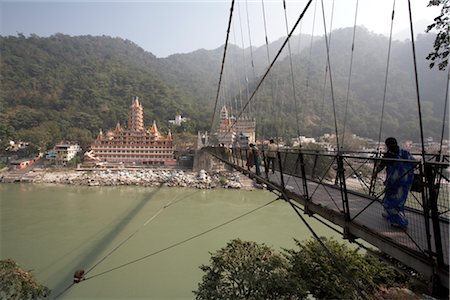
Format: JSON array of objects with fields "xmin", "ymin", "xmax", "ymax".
[
  {"xmin": 53, "ymin": 142, "xmax": 81, "ymax": 165},
  {"xmin": 169, "ymin": 114, "xmax": 189, "ymax": 126}
]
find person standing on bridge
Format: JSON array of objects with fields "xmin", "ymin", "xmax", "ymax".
[
  {"xmin": 246, "ymin": 143, "xmax": 261, "ymax": 176},
  {"xmin": 265, "ymin": 139, "xmax": 278, "ymax": 176},
  {"xmin": 373, "ymin": 137, "xmax": 415, "ymax": 229}
]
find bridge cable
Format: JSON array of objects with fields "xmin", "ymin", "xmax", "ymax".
[
  {"xmin": 232, "ymin": 13, "xmax": 244, "ymax": 113},
  {"xmin": 261, "ymin": 0, "xmax": 281, "ymax": 141},
  {"xmin": 287, "ymin": 199, "xmax": 369, "ymax": 299},
  {"xmin": 237, "ymin": 1, "xmax": 251, "ymax": 116},
  {"xmin": 317, "ymin": 0, "xmax": 335, "ymax": 138},
  {"xmin": 210, "ymin": 0, "xmax": 235, "ymax": 134},
  {"xmin": 407, "ymin": 0, "xmax": 427, "ymax": 161},
  {"xmin": 320, "ymin": 0, "xmax": 340, "ymax": 150},
  {"xmin": 230, "ymin": 0, "xmax": 314, "ymax": 130},
  {"xmin": 341, "ymin": 0, "xmax": 359, "ymax": 150},
  {"xmin": 80, "ymin": 198, "xmax": 278, "ymax": 282},
  {"xmin": 245, "ymin": 0, "xmax": 257, "ymax": 97},
  {"xmin": 438, "ymin": 67, "xmax": 450, "ymax": 158},
  {"xmin": 305, "ymin": 0, "xmax": 318, "ymax": 93},
  {"xmin": 283, "ymin": 0, "xmax": 302, "ymax": 143},
  {"xmin": 376, "ymin": 0, "xmax": 396, "ymax": 151},
  {"xmin": 53, "ymin": 189, "xmax": 203, "ymax": 299},
  {"xmin": 315, "ymin": 0, "xmax": 330, "ymax": 136}
]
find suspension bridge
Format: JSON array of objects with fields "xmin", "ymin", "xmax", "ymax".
[{"xmin": 206, "ymin": 0, "xmax": 450, "ymax": 294}]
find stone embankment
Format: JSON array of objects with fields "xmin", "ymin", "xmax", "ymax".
[{"xmin": 0, "ymin": 169, "xmax": 254, "ymax": 190}]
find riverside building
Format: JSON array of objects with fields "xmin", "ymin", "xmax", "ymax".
[
  {"xmin": 89, "ymin": 97, "xmax": 176, "ymax": 166},
  {"xmin": 217, "ymin": 105, "xmax": 256, "ymax": 147}
]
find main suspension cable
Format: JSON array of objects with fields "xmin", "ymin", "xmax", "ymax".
[
  {"xmin": 261, "ymin": 0, "xmax": 281, "ymax": 141},
  {"xmin": 439, "ymin": 67, "xmax": 450, "ymax": 157},
  {"xmin": 341, "ymin": 0, "xmax": 359, "ymax": 149},
  {"xmin": 231, "ymin": 0, "xmax": 314, "ymax": 128},
  {"xmin": 82, "ymin": 198, "xmax": 278, "ymax": 281},
  {"xmin": 320, "ymin": 0, "xmax": 340, "ymax": 150},
  {"xmin": 377, "ymin": 0, "xmax": 396, "ymax": 151},
  {"xmin": 54, "ymin": 189, "xmax": 202, "ymax": 299},
  {"xmin": 407, "ymin": 0, "xmax": 426, "ymax": 160},
  {"xmin": 283, "ymin": 0, "xmax": 302, "ymax": 143},
  {"xmin": 210, "ymin": 0, "xmax": 235, "ymax": 134}
]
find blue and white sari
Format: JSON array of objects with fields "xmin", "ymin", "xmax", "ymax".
[{"xmin": 383, "ymin": 149, "xmax": 415, "ymax": 228}]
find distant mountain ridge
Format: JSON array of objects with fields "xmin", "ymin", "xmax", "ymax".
[{"xmin": 0, "ymin": 28, "xmax": 447, "ymax": 150}]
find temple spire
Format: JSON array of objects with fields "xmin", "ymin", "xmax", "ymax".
[{"xmin": 128, "ymin": 96, "xmax": 144, "ymax": 131}]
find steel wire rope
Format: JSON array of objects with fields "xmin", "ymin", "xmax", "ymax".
[
  {"xmin": 285, "ymin": 0, "xmax": 334, "ymax": 191},
  {"xmin": 439, "ymin": 67, "xmax": 450, "ymax": 161},
  {"xmin": 320, "ymin": 0, "xmax": 340, "ymax": 150},
  {"xmin": 210, "ymin": 0, "xmax": 235, "ymax": 134},
  {"xmin": 54, "ymin": 189, "xmax": 203, "ymax": 299},
  {"xmin": 79, "ymin": 198, "xmax": 279, "ymax": 282},
  {"xmin": 341, "ymin": 0, "xmax": 359, "ymax": 150},
  {"xmin": 376, "ymin": 0, "xmax": 396, "ymax": 151},
  {"xmin": 230, "ymin": 0, "xmax": 314, "ymax": 131},
  {"xmin": 237, "ymin": 1, "xmax": 251, "ymax": 116},
  {"xmin": 281, "ymin": 0, "xmax": 307, "ymax": 190},
  {"xmin": 245, "ymin": 0, "xmax": 257, "ymax": 97},
  {"xmin": 282, "ymin": 0, "xmax": 302, "ymax": 142},
  {"xmin": 305, "ymin": 0, "xmax": 318, "ymax": 93},
  {"xmin": 317, "ymin": 0, "xmax": 335, "ymax": 137},
  {"xmin": 217, "ymin": 1, "xmax": 255, "ymax": 144},
  {"xmin": 232, "ymin": 18, "xmax": 244, "ymax": 113},
  {"xmin": 296, "ymin": 11, "xmax": 304, "ymax": 58},
  {"xmin": 438, "ymin": 67, "xmax": 450, "ymax": 158},
  {"xmin": 286, "ymin": 199, "xmax": 369, "ymax": 299},
  {"xmin": 261, "ymin": 0, "xmax": 280, "ymax": 141},
  {"xmin": 288, "ymin": 201, "xmax": 426, "ymax": 288},
  {"xmin": 407, "ymin": 0, "xmax": 427, "ymax": 161}
]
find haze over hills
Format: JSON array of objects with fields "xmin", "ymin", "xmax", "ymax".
[{"xmin": 0, "ymin": 27, "xmax": 447, "ymax": 150}]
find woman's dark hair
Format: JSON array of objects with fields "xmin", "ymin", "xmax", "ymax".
[{"xmin": 385, "ymin": 137, "xmax": 399, "ymax": 154}]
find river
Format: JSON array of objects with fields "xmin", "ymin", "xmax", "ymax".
[{"xmin": 1, "ymin": 183, "xmax": 339, "ymax": 299}]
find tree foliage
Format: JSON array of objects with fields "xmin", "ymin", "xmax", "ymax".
[
  {"xmin": 194, "ymin": 239, "xmax": 307, "ymax": 299},
  {"xmin": 426, "ymin": 0, "xmax": 449, "ymax": 70},
  {"xmin": 0, "ymin": 259, "xmax": 50, "ymax": 299},
  {"xmin": 195, "ymin": 238, "xmax": 410, "ymax": 300},
  {"xmin": 286, "ymin": 238, "xmax": 408, "ymax": 300}
]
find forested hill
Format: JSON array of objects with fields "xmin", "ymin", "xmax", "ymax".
[
  {"xmin": 0, "ymin": 34, "xmax": 212, "ymax": 149},
  {"xmin": 249, "ymin": 27, "xmax": 448, "ymax": 143},
  {"xmin": 0, "ymin": 30, "xmax": 447, "ymax": 150}
]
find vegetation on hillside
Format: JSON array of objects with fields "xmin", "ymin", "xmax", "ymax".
[{"xmin": 0, "ymin": 27, "xmax": 447, "ymax": 151}]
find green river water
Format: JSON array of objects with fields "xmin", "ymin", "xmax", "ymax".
[{"xmin": 1, "ymin": 183, "xmax": 339, "ymax": 299}]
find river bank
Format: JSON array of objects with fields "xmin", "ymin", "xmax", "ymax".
[{"xmin": 0, "ymin": 168, "xmax": 256, "ymax": 189}]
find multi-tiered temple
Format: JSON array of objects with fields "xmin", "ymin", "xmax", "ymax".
[
  {"xmin": 217, "ymin": 105, "xmax": 256, "ymax": 147},
  {"xmin": 89, "ymin": 97, "xmax": 176, "ymax": 166}
]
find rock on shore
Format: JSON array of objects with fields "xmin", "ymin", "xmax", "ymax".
[{"xmin": 1, "ymin": 169, "xmax": 251, "ymax": 190}]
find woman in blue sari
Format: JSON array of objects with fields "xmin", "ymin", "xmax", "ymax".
[{"xmin": 374, "ymin": 137, "xmax": 415, "ymax": 229}]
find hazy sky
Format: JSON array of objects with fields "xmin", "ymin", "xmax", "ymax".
[{"xmin": 0, "ymin": 0, "xmax": 441, "ymax": 58}]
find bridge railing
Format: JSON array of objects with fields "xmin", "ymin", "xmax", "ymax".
[{"xmin": 205, "ymin": 146, "xmax": 449, "ymax": 273}]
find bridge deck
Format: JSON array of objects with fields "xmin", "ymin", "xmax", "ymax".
[
  {"xmin": 208, "ymin": 148, "xmax": 450, "ymax": 287},
  {"xmin": 265, "ymin": 171, "xmax": 449, "ymax": 267}
]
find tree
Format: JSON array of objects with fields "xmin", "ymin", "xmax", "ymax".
[
  {"xmin": 426, "ymin": 0, "xmax": 449, "ymax": 70},
  {"xmin": 285, "ymin": 238, "xmax": 408, "ymax": 300},
  {"xmin": 194, "ymin": 239, "xmax": 307, "ymax": 299},
  {"xmin": 196, "ymin": 238, "xmax": 410, "ymax": 300},
  {"xmin": 0, "ymin": 259, "xmax": 50, "ymax": 299}
]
